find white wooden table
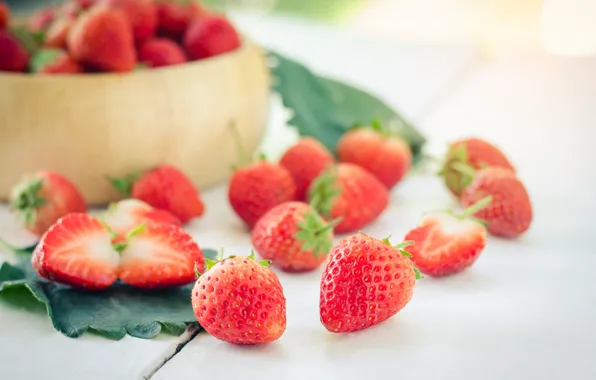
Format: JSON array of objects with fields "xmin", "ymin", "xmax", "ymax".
[{"xmin": 2, "ymin": 12, "xmax": 595, "ymax": 380}]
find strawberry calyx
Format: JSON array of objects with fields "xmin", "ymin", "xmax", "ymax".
[
  {"xmin": 104, "ymin": 222, "xmax": 146, "ymax": 253},
  {"xmin": 377, "ymin": 234, "xmax": 423, "ymax": 280},
  {"xmin": 9, "ymin": 177, "xmax": 47, "ymax": 228},
  {"xmin": 307, "ymin": 166, "xmax": 342, "ymax": 219},
  {"xmin": 438, "ymin": 142, "xmax": 476, "ymax": 193},
  {"xmin": 196, "ymin": 249, "xmax": 270, "ymax": 278},
  {"xmin": 30, "ymin": 48, "xmax": 62, "ymax": 72},
  {"xmin": 295, "ymin": 210, "xmax": 341, "ymax": 258},
  {"xmin": 108, "ymin": 172, "xmax": 141, "ymax": 197}
]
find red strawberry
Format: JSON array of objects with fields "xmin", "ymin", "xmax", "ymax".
[
  {"xmin": 118, "ymin": 223, "xmax": 205, "ymax": 289},
  {"xmin": 0, "ymin": 31, "xmax": 29, "ymax": 72},
  {"xmin": 156, "ymin": 0, "xmax": 203, "ymax": 40},
  {"xmin": 461, "ymin": 167, "xmax": 532, "ymax": 238},
  {"xmin": 440, "ymin": 137, "xmax": 515, "ymax": 197},
  {"xmin": 10, "ymin": 171, "xmax": 86, "ymax": 237},
  {"xmin": 45, "ymin": 14, "xmax": 76, "ymax": 48},
  {"xmin": 183, "ymin": 13, "xmax": 241, "ymax": 60},
  {"xmin": 337, "ymin": 121, "xmax": 412, "ymax": 189},
  {"xmin": 138, "ymin": 37, "xmax": 187, "ymax": 67},
  {"xmin": 27, "ymin": 6, "xmax": 56, "ymax": 32},
  {"xmin": 0, "ymin": 2, "xmax": 9, "ymax": 30},
  {"xmin": 67, "ymin": 5, "xmax": 137, "ymax": 72},
  {"xmin": 192, "ymin": 251, "xmax": 286, "ymax": 344},
  {"xmin": 308, "ymin": 163, "xmax": 389, "ymax": 234},
  {"xmin": 229, "ymin": 157, "xmax": 296, "ymax": 228},
  {"xmin": 101, "ymin": 198, "xmax": 181, "ymax": 243},
  {"xmin": 102, "ymin": 0, "xmax": 157, "ymax": 43},
  {"xmin": 252, "ymin": 201, "xmax": 339, "ymax": 272},
  {"xmin": 32, "ymin": 213, "xmax": 120, "ymax": 290},
  {"xmin": 320, "ymin": 234, "xmax": 420, "ymax": 333},
  {"xmin": 110, "ymin": 165, "xmax": 205, "ymax": 224},
  {"xmin": 404, "ymin": 197, "xmax": 491, "ymax": 277},
  {"xmin": 279, "ymin": 137, "xmax": 334, "ymax": 201},
  {"xmin": 30, "ymin": 48, "xmax": 83, "ymax": 74}
]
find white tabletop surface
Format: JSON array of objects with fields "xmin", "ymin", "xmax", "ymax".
[{"xmin": 2, "ymin": 12, "xmax": 595, "ymax": 380}]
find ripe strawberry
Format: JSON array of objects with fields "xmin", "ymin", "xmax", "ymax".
[
  {"xmin": 461, "ymin": 167, "xmax": 532, "ymax": 238},
  {"xmin": 101, "ymin": 198, "xmax": 181, "ymax": 243},
  {"xmin": 118, "ymin": 222, "xmax": 205, "ymax": 289},
  {"xmin": 32, "ymin": 213, "xmax": 120, "ymax": 290},
  {"xmin": 183, "ymin": 13, "xmax": 241, "ymax": 60},
  {"xmin": 404, "ymin": 197, "xmax": 491, "ymax": 277},
  {"xmin": 252, "ymin": 201, "xmax": 340, "ymax": 272},
  {"xmin": 439, "ymin": 137, "xmax": 515, "ymax": 197},
  {"xmin": 67, "ymin": 5, "xmax": 136, "ymax": 72},
  {"xmin": 110, "ymin": 165, "xmax": 205, "ymax": 224},
  {"xmin": 102, "ymin": 0, "xmax": 157, "ymax": 43},
  {"xmin": 0, "ymin": 31, "xmax": 29, "ymax": 72},
  {"xmin": 308, "ymin": 163, "xmax": 389, "ymax": 234},
  {"xmin": 30, "ymin": 48, "xmax": 83, "ymax": 74},
  {"xmin": 320, "ymin": 234, "xmax": 420, "ymax": 333},
  {"xmin": 192, "ymin": 251, "xmax": 286, "ymax": 344},
  {"xmin": 45, "ymin": 14, "xmax": 76, "ymax": 48},
  {"xmin": 10, "ymin": 171, "xmax": 86, "ymax": 237},
  {"xmin": 27, "ymin": 6, "xmax": 56, "ymax": 32},
  {"xmin": 337, "ymin": 121, "xmax": 412, "ymax": 189},
  {"xmin": 138, "ymin": 37, "xmax": 187, "ymax": 67},
  {"xmin": 0, "ymin": 2, "xmax": 9, "ymax": 30},
  {"xmin": 156, "ymin": 0, "xmax": 203, "ymax": 40},
  {"xmin": 279, "ymin": 137, "xmax": 334, "ymax": 201}
]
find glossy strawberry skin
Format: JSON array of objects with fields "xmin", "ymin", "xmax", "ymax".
[
  {"xmin": 183, "ymin": 13, "xmax": 241, "ymax": 60},
  {"xmin": 132, "ymin": 165, "xmax": 205, "ymax": 224},
  {"xmin": 0, "ymin": 31, "xmax": 29, "ymax": 72},
  {"xmin": 192, "ymin": 256, "xmax": 287, "ymax": 344},
  {"xmin": 320, "ymin": 234, "xmax": 416, "ymax": 333},
  {"xmin": 461, "ymin": 167, "xmax": 532, "ymax": 238},
  {"xmin": 279, "ymin": 138, "xmax": 334, "ymax": 201},
  {"xmin": 102, "ymin": 0, "xmax": 157, "ymax": 43},
  {"xmin": 404, "ymin": 212, "xmax": 487, "ymax": 277},
  {"xmin": 228, "ymin": 161, "xmax": 296, "ymax": 228},
  {"xmin": 251, "ymin": 202, "xmax": 331, "ymax": 272},
  {"xmin": 0, "ymin": 2, "xmax": 10, "ymax": 30},
  {"xmin": 338, "ymin": 128, "xmax": 412, "ymax": 189},
  {"xmin": 119, "ymin": 223, "xmax": 205, "ymax": 289},
  {"xmin": 138, "ymin": 38, "xmax": 187, "ymax": 67},
  {"xmin": 32, "ymin": 213, "xmax": 120, "ymax": 290},
  {"xmin": 156, "ymin": 1, "xmax": 203, "ymax": 40}
]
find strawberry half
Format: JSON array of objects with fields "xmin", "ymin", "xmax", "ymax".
[
  {"xmin": 32, "ymin": 213, "xmax": 120, "ymax": 290},
  {"xmin": 118, "ymin": 223, "xmax": 205, "ymax": 289},
  {"xmin": 404, "ymin": 197, "xmax": 491, "ymax": 277}
]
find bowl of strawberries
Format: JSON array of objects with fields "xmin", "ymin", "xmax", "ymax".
[{"xmin": 0, "ymin": 0, "xmax": 270, "ymax": 204}]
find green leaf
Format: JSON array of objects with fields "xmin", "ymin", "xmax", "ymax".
[
  {"xmin": 0, "ymin": 246, "xmax": 218, "ymax": 340},
  {"xmin": 9, "ymin": 26, "xmax": 43, "ymax": 57},
  {"xmin": 30, "ymin": 48, "xmax": 63, "ymax": 73},
  {"xmin": 269, "ymin": 50, "xmax": 426, "ymax": 162}
]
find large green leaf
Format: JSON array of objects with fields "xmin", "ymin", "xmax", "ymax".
[
  {"xmin": 0, "ymin": 245, "xmax": 216, "ymax": 340},
  {"xmin": 268, "ymin": 51, "xmax": 426, "ymax": 162}
]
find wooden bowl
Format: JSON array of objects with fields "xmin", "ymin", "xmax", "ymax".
[{"xmin": 0, "ymin": 38, "xmax": 270, "ymax": 205}]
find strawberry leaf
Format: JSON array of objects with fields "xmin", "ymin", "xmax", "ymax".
[{"xmin": 0, "ymin": 244, "xmax": 217, "ymax": 340}]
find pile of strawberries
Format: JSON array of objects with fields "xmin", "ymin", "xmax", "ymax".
[
  {"xmin": 0, "ymin": 0, "xmax": 240, "ymax": 74},
  {"xmin": 7, "ymin": 124, "xmax": 532, "ymax": 343}
]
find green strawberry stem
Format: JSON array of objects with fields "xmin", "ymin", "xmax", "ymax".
[
  {"xmin": 449, "ymin": 161, "xmax": 476, "ymax": 177},
  {"xmin": 313, "ymin": 216, "xmax": 343, "ymax": 236},
  {"xmin": 459, "ymin": 196, "xmax": 492, "ymax": 219},
  {"xmin": 108, "ymin": 172, "xmax": 140, "ymax": 198}
]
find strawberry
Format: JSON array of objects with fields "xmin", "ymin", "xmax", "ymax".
[
  {"xmin": 67, "ymin": 5, "xmax": 137, "ymax": 72},
  {"xmin": 337, "ymin": 121, "xmax": 412, "ymax": 189},
  {"xmin": 0, "ymin": 30, "xmax": 29, "ymax": 72},
  {"xmin": 156, "ymin": 0, "xmax": 203, "ymax": 40},
  {"xmin": 32, "ymin": 213, "xmax": 120, "ymax": 290},
  {"xmin": 439, "ymin": 137, "xmax": 515, "ymax": 197},
  {"xmin": 101, "ymin": 198, "xmax": 181, "ymax": 243},
  {"xmin": 118, "ymin": 222, "xmax": 205, "ymax": 289},
  {"xmin": 308, "ymin": 163, "xmax": 389, "ymax": 234},
  {"xmin": 461, "ymin": 167, "xmax": 532, "ymax": 238},
  {"xmin": 27, "ymin": 6, "xmax": 56, "ymax": 32},
  {"xmin": 279, "ymin": 137, "xmax": 334, "ymax": 201},
  {"xmin": 44, "ymin": 14, "xmax": 76, "ymax": 48},
  {"xmin": 404, "ymin": 197, "xmax": 491, "ymax": 277},
  {"xmin": 110, "ymin": 165, "xmax": 205, "ymax": 224},
  {"xmin": 320, "ymin": 234, "xmax": 420, "ymax": 333},
  {"xmin": 10, "ymin": 171, "xmax": 86, "ymax": 237},
  {"xmin": 102, "ymin": 0, "xmax": 157, "ymax": 43},
  {"xmin": 30, "ymin": 48, "xmax": 83, "ymax": 74},
  {"xmin": 191, "ymin": 251, "xmax": 286, "ymax": 344},
  {"xmin": 0, "ymin": 1, "xmax": 9, "ymax": 30},
  {"xmin": 251, "ymin": 201, "xmax": 340, "ymax": 272},
  {"xmin": 183, "ymin": 13, "xmax": 241, "ymax": 60},
  {"xmin": 138, "ymin": 37, "xmax": 187, "ymax": 67}
]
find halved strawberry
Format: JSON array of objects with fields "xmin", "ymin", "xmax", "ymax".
[
  {"xmin": 403, "ymin": 197, "xmax": 491, "ymax": 277},
  {"xmin": 32, "ymin": 213, "xmax": 120, "ymax": 290},
  {"xmin": 118, "ymin": 223, "xmax": 205, "ymax": 289},
  {"xmin": 101, "ymin": 199, "xmax": 181, "ymax": 243}
]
